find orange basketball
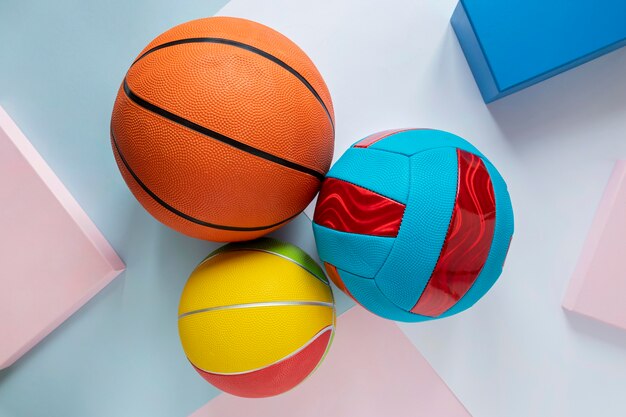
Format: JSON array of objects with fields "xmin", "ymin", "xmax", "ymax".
[{"xmin": 110, "ymin": 17, "xmax": 334, "ymax": 241}]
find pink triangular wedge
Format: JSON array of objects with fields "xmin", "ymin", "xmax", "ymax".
[{"xmin": 190, "ymin": 307, "xmax": 471, "ymax": 417}]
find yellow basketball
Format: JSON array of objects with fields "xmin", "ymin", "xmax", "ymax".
[{"xmin": 177, "ymin": 238, "xmax": 335, "ymax": 398}]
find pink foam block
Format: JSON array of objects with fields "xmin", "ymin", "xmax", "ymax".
[
  {"xmin": 563, "ymin": 160, "xmax": 626, "ymax": 330},
  {"xmin": 0, "ymin": 106, "xmax": 125, "ymax": 369},
  {"xmin": 190, "ymin": 307, "xmax": 471, "ymax": 417}
]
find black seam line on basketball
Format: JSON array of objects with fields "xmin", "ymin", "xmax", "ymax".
[
  {"xmin": 110, "ymin": 126, "xmax": 299, "ymax": 231},
  {"xmin": 122, "ymin": 80, "xmax": 325, "ymax": 181},
  {"xmin": 130, "ymin": 36, "xmax": 334, "ymax": 131}
]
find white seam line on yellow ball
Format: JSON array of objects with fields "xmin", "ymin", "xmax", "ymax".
[
  {"xmin": 178, "ymin": 301, "xmax": 334, "ymax": 319},
  {"xmin": 197, "ymin": 248, "xmax": 330, "ymax": 286},
  {"xmin": 191, "ymin": 325, "xmax": 335, "ymax": 375}
]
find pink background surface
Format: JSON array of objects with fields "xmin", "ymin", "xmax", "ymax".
[
  {"xmin": 190, "ymin": 307, "xmax": 470, "ymax": 417},
  {"xmin": 563, "ymin": 160, "xmax": 626, "ymax": 330},
  {"xmin": 0, "ymin": 106, "xmax": 125, "ymax": 369}
]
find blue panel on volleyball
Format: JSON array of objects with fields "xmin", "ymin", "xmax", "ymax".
[{"xmin": 451, "ymin": 0, "xmax": 626, "ymax": 103}]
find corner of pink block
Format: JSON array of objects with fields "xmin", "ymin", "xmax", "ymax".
[
  {"xmin": 0, "ymin": 105, "xmax": 125, "ymax": 369},
  {"xmin": 0, "ymin": 105, "xmax": 125, "ymax": 272}
]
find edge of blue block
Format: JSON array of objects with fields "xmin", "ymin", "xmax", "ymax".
[
  {"xmin": 452, "ymin": 1, "xmax": 626, "ymax": 103},
  {"xmin": 451, "ymin": 1, "xmax": 501, "ymax": 103}
]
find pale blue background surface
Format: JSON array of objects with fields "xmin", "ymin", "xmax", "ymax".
[
  {"xmin": 4, "ymin": 0, "xmax": 626, "ymax": 416},
  {"xmin": 0, "ymin": 2, "xmax": 352, "ymax": 416}
]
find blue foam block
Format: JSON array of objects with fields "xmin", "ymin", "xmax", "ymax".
[{"xmin": 451, "ymin": 0, "xmax": 626, "ymax": 103}]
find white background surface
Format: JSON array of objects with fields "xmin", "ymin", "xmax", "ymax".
[{"xmin": 219, "ymin": 1, "xmax": 626, "ymax": 416}]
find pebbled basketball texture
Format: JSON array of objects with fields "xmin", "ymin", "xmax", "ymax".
[
  {"xmin": 178, "ymin": 238, "xmax": 335, "ymax": 398},
  {"xmin": 313, "ymin": 129, "xmax": 514, "ymax": 322},
  {"xmin": 110, "ymin": 17, "xmax": 335, "ymax": 241}
]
